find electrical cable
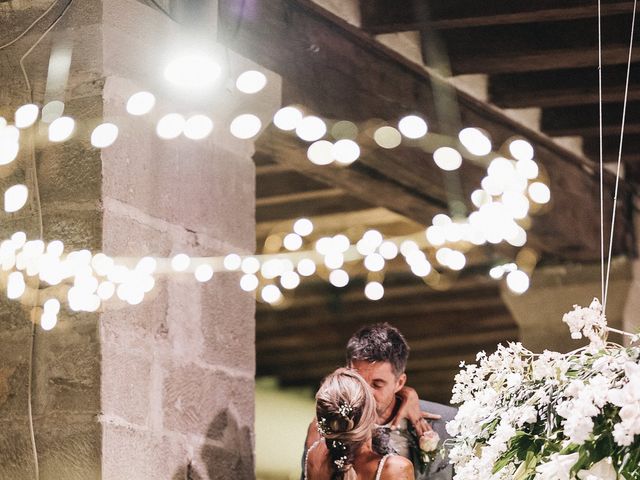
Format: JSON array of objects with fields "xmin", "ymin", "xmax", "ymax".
[{"xmin": 12, "ymin": 1, "xmax": 76, "ymax": 478}]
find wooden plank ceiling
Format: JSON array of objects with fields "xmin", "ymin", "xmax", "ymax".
[{"xmin": 218, "ymin": 0, "xmax": 637, "ymax": 403}]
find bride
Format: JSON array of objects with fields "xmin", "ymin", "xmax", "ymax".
[{"xmin": 304, "ymin": 368, "xmax": 414, "ymax": 480}]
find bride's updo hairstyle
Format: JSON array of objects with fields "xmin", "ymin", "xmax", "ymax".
[{"xmin": 315, "ymin": 368, "xmax": 377, "ymax": 480}]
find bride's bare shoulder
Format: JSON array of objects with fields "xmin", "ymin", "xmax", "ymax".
[{"xmin": 380, "ymin": 455, "xmax": 414, "ymax": 480}]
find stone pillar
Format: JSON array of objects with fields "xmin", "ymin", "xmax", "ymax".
[
  {"xmin": 623, "ymin": 208, "xmax": 640, "ymax": 339},
  {"xmin": 501, "ymin": 260, "xmax": 632, "ymax": 353},
  {"xmin": 0, "ymin": 0, "xmax": 280, "ymax": 478}
]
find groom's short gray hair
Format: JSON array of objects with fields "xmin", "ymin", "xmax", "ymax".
[{"xmin": 346, "ymin": 323, "xmax": 409, "ymax": 376}]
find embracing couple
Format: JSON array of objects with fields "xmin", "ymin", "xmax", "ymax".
[{"xmin": 302, "ymin": 323, "xmax": 457, "ymax": 480}]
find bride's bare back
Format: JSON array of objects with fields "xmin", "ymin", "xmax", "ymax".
[{"xmin": 305, "ymin": 440, "xmax": 414, "ymax": 480}]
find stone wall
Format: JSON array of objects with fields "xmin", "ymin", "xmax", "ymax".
[{"xmin": 0, "ymin": 0, "xmax": 279, "ymax": 478}]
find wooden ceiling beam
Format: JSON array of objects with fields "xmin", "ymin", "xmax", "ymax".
[
  {"xmin": 582, "ymin": 134, "xmax": 640, "ymax": 163},
  {"xmin": 257, "ymin": 327, "xmax": 519, "ymax": 367},
  {"xmin": 489, "ymin": 64, "xmax": 640, "ymax": 108},
  {"xmin": 359, "ymin": 0, "xmax": 635, "ymax": 33},
  {"xmin": 256, "ymin": 169, "xmax": 332, "ymax": 199},
  {"xmin": 256, "ymin": 287, "xmax": 505, "ymax": 334},
  {"xmin": 541, "ymin": 101, "xmax": 640, "ymax": 138},
  {"xmin": 261, "ymin": 352, "xmax": 479, "ymax": 383},
  {"xmin": 256, "ymin": 189, "xmax": 372, "ymax": 222},
  {"xmin": 437, "ymin": 15, "xmax": 640, "ymax": 75},
  {"xmin": 256, "ymin": 207, "xmax": 415, "ymax": 242},
  {"xmin": 257, "ymin": 309, "xmax": 513, "ymax": 354}
]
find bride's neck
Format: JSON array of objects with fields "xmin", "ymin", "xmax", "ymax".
[{"xmin": 355, "ymin": 437, "xmax": 374, "ymax": 456}]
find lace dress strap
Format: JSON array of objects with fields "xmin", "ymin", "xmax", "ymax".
[
  {"xmin": 304, "ymin": 440, "xmax": 321, "ymax": 480},
  {"xmin": 375, "ymin": 453, "xmax": 392, "ymax": 480}
]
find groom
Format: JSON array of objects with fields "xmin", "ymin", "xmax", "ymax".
[{"xmin": 303, "ymin": 323, "xmax": 456, "ymax": 480}]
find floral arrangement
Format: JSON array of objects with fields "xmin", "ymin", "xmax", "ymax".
[{"xmin": 446, "ymin": 298, "xmax": 640, "ymax": 479}]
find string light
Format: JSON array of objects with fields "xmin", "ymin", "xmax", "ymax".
[
  {"xmin": 240, "ymin": 273, "xmax": 259, "ymax": 291},
  {"xmin": 506, "ymin": 270, "xmax": 530, "ymax": 294},
  {"xmin": 373, "ymin": 126, "xmax": 401, "ymax": 149},
  {"xmin": 307, "ymin": 140, "xmax": 334, "ymax": 165},
  {"xmin": 433, "ymin": 147, "xmax": 463, "ymax": 171},
  {"xmin": 224, "ymin": 253, "xmax": 242, "ymax": 271},
  {"xmin": 296, "ymin": 116, "xmax": 326, "ymax": 142},
  {"xmin": 241, "ymin": 256, "xmax": 260, "ymax": 274},
  {"xmin": 91, "ymin": 123, "xmax": 119, "ymax": 148},
  {"xmin": 126, "ymin": 91, "xmax": 156, "ymax": 115},
  {"xmin": 293, "ymin": 218, "xmax": 313, "ymax": 237},
  {"xmin": 230, "ymin": 114, "xmax": 262, "ymax": 139},
  {"xmin": 236, "ymin": 70, "xmax": 267, "ymax": 94},
  {"xmin": 459, "ymin": 127, "xmax": 492, "ymax": 156},
  {"xmin": 48, "ymin": 116, "xmax": 75, "ymax": 142},
  {"xmin": 329, "ymin": 269, "xmax": 349, "ymax": 287},
  {"xmin": 157, "ymin": 113, "xmax": 185, "ymax": 139},
  {"xmin": 280, "ymin": 271, "xmax": 300, "ymax": 289},
  {"xmin": 195, "ymin": 263, "xmax": 214, "ymax": 282},
  {"xmin": 171, "ymin": 253, "xmax": 190, "ymax": 272},
  {"xmin": 528, "ymin": 182, "xmax": 551, "ymax": 204},
  {"xmin": 283, "ymin": 233, "xmax": 303, "ymax": 251},
  {"xmin": 184, "ymin": 115, "xmax": 213, "ymax": 140},
  {"xmin": 273, "ymin": 106, "xmax": 303, "ymax": 131},
  {"xmin": 364, "ymin": 281, "xmax": 384, "ymax": 300},
  {"xmin": 4, "ymin": 184, "xmax": 28, "ymax": 213},
  {"xmin": 261, "ymin": 284, "xmax": 282, "ymax": 303},
  {"xmin": 14, "ymin": 104, "xmax": 39, "ymax": 128},
  {"xmin": 508, "ymin": 139, "xmax": 534, "ymax": 162},
  {"xmin": 296, "ymin": 258, "xmax": 316, "ymax": 276},
  {"xmin": 332, "ymin": 139, "xmax": 360, "ymax": 165},
  {"xmin": 398, "ymin": 115, "xmax": 428, "ymax": 139}
]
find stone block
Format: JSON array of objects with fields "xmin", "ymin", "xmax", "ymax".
[
  {"xmin": 102, "ymin": 208, "xmax": 172, "ymax": 257},
  {"xmin": 33, "ymin": 317, "xmax": 100, "ymax": 415},
  {"xmin": 200, "ymin": 271, "xmax": 256, "ymax": 373},
  {"xmin": 41, "ymin": 208, "xmax": 103, "ymax": 251},
  {"xmin": 164, "ymin": 278, "xmax": 205, "ymax": 361},
  {"xmin": 0, "ymin": 328, "xmax": 31, "ymax": 416},
  {"xmin": 162, "ymin": 362, "xmax": 254, "ymax": 439},
  {"xmin": 36, "ymin": 414, "xmax": 101, "ymax": 480},
  {"xmin": 100, "ymin": 344, "xmax": 151, "ymax": 427},
  {"xmin": 0, "ymin": 296, "xmax": 31, "ymax": 332},
  {"xmin": 100, "ymin": 280, "xmax": 169, "ymax": 354},
  {"xmin": 0, "ymin": 421, "xmax": 37, "ymax": 480},
  {"xmin": 102, "ymin": 424, "xmax": 190, "ymax": 480}
]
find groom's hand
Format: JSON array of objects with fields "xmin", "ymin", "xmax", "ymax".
[{"xmin": 391, "ymin": 386, "xmax": 441, "ymax": 437}]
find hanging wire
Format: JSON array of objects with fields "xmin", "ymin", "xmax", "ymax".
[
  {"xmin": 13, "ymin": 1, "xmax": 76, "ymax": 478},
  {"xmin": 603, "ymin": 0, "xmax": 638, "ymax": 312},
  {"xmin": 598, "ymin": 0, "xmax": 605, "ymax": 306}
]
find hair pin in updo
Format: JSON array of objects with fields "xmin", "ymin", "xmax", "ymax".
[
  {"xmin": 317, "ymin": 416, "xmax": 330, "ymax": 436},
  {"xmin": 337, "ymin": 402, "xmax": 353, "ymax": 419}
]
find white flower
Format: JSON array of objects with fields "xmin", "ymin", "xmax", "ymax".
[
  {"xmin": 535, "ymin": 453, "xmax": 579, "ymax": 480},
  {"xmin": 577, "ymin": 457, "xmax": 617, "ymax": 480},
  {"xmin": 562, "ymin": 298, "xmax": 607, "ymax": 349}
]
